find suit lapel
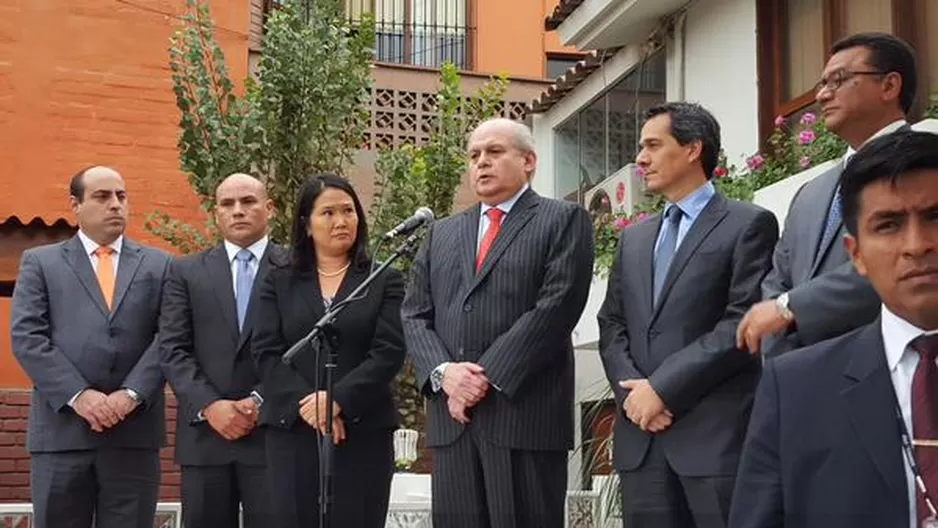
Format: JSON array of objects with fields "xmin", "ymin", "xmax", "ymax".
[
  {"xmin": 109, "ymin": 239, "xmax": 144, "ymax": 318},
  {"xmin": 634, "ymin": 217, "xmax": 660, "ymax": 314},
  {"xmin": 61, "ymin": 236, "xmax": 109, "ymax": 317},
  {"xmin": 808, "ymin": 161, "xmax": 844, "ymax": 276},
  {"xmin": 841, "ymin": 322, "xmax": 908, "ymax": 504},
  {"xmin": 651, "ymin": 194, "xmax": 727, "ymax": 322},
  {"xmin": 296, "ymin": 271, "xmax": 326, "ymax": 324},
  {"xmin": 470, "ymin": 190, "xmax": 539, "ymax": 290},
  {"xmin": 206, "ymin": 246, "xmax": 240, "ymax": 347},
  {"xmin": 459, "ymin": 206, "xmax": 480, "ymax": 285}
]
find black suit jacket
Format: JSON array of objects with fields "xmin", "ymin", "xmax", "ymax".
[
  {"xmin": 251, "ymin": 262, "xmax": 405, "ymax": 433},
  {"xmin": 402, "ymin": 189, "xmax": 595, "ymax": 451},
  {"xmin": 597, "ymin": 193, "xmax": 778, "ymax": 476},
  {"xmin": 729, "ymin": 321, "xmax": 910, "ymax": 528},
  {"xmin": 159, "ymin": 243, "xmax": 289, "ymax": 466}
]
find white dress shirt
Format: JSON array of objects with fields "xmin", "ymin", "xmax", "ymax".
[
  {"xmin": 77, "ymin": 229, "xmax": 123, "ymax": 277},
  {"xmin": 223, "ymin": 236, "xmax": 269, "ymax": 294},
  {"xmin": 882, "ymin": 305, "xmax": 938, "ymax": 528},
  {"xmin": 477, "ymin": 183, "xmax": 530, "ymax": 252}
]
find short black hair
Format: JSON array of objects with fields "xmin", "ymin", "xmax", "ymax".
[
  {"xmin": 290, "ymin": 173, "xmax": 371, "ymax": 273},
  {"xmin": 830, "ymin": 32, "xmax": 918, "ymax": 114},
  {"xmin": 643, "ymin": 102, "xmax": 722, "ymax": 179},
  {"xmin": 841, "ymin": 130, "xmax": 938, "ymax": 236},
  {"xmin": 69, "ymin": 165, "xmax": 96, "ymax": 202}
]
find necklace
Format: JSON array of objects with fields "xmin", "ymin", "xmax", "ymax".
[{"xmin": 317, "ymin": 262, "xmax": 350, "ymax": 277}]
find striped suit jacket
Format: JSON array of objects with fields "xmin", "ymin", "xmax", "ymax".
[{"xmin": 402, "ymin": 188, "xmax": 594, "ymax": 451}]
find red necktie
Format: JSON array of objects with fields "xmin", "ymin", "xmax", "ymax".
[
  {"xmin": 476, "ymin": 208, "xmax": 504, "ymax": 273},
  {"xmin": 911, "ymin": 334, "xmax": 938, "ymax": 523}
]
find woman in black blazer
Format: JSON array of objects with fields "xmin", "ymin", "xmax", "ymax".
[{"xmin": 252, "ymin": 174, "xmax": 406, "ymax": 528}]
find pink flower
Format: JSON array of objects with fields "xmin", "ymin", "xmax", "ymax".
[
  {"xmin": 800, "ymin": 156, "xmax": 811, "ymax": 169},
  {"xmin": 635, "ymin": 212, "xmax": 650, "ymax": 223},
  {"xmin": 713, "ymin": 167, "xmax": 728, "ymax": 178},
  {"xmin": 745, "ymin": 154, "xmax": 765, "ymax": 172},
  {"xmin": 774, "ymin": 115, "xmax": 786, "ymax": 128},
  {"xmin": 800, "ymin": 112, "xmax": 817, "ymax": 126},
  {"xmin": 613, "ymin": 218, "xmax": 631, "ymax": 231},
  {"xmin": 799, "ymin": 130, "xmax": 816, "ymax": 145},
  {"xmin": 600, "ymin": 195, "xmax": 610, "ymax": 206}
]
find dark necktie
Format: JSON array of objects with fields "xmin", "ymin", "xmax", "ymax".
[
  {"xmin": 476, "ymin": 208, "xmax": 504, "ymax": 273},
  {"xmin": 911, "ymin": 334, "xmax": 938, "ymax": 523},
  {"xmin": 653, "ymin": 206, "xmax": 683, "ymax": 305}
]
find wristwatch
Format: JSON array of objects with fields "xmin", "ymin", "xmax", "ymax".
[
  {"xmin": 123, "ymin": 388, "xmax": 142, "ymax": 404},
  {"xmin": 775, "ymin": 292, "xmax": 795, "ymax": 322},
  {"xmin": 249, "ymin": 390, "xmax": 264, "ymax": 408},
  {"xmin": 430, "ymin": 363, "xmax": 450, "ymax": 393}
]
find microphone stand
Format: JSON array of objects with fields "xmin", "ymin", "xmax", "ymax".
[{"xmin": 280, "ymin": 228, "xmax": 426, "ymax": 528}]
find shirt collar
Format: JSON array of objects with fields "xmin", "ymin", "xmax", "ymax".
[
  {"xmin": 880, "ymin": 304, "xmax": 938, "ymax": 372},
  {"xmin": 665, "ymin": 180, "xmax": 715, "ymax": 221},
  {"xmin": 844, "ymin": 119, "xmax": 907, "ymax": 163},
  {"xmin": 480, "ymin": 183, "xmax": 530, "ymax": 216},
  {"xmin": 77, "ymin": 229, "xmax": 123, "ymax": 256},
  {"xmin": 224, "ymin": 235, "xmax": 269, "ymax": 263}
]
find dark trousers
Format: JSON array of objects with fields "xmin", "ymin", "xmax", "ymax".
[
  {"xmin": 432, "ymin": 428, "xmax": 567, "ymax": 528},
  {"xmin": 265, "ymin": 424, "xmax": 394, "ymax": 528},
  {"xmin": 620, "ymin": 440, "xmax": 736, "ymax": 528},
  {"xmin": 30, "ymin": 448, "xmax": 159, "ymax": 528},
  {"xmin": 181, "ymin": 462, "xmax": 272, "ymax": 528}
]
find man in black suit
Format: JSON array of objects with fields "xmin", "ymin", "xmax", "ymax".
[
  {"xmin": 737, "ymin": 32, "xmax": 918, "ymax": 358},
  {"xmin": 160, "ymin": 173, "xmax": 283, "ymax": 528},
  {"xmin": 402, "ymin": 117, "xmax": 595, "ymax": 528},
  {"xmin": 730, "ymin": 130, "xmax": 938, "ymax": 528},
  {"xmin": 597, "ymin": 102, "xmax": 779, "ymax": 528}
]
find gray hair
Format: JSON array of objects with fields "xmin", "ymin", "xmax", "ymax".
[{"xmin": 470, "ymin": 118, "xmax": 536, "ymax": 154}]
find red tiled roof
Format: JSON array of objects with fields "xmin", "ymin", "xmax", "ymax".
[
  {"xmin": 545, "ymin": 0, "xmax": 586, "ymax": 30},
  {"xmin": 529, "ymin": 48, "xmax": 620, "ymax": 114},
  {"xmin": 0, "ymin": 215, "xmax": 76, "ymax": 228}
]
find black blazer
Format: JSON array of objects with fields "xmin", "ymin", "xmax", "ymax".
[
  {"xmin": 402, "ymin": 189, "xmax": 595, "ymax": 451},
  {"xmin": 159, "ymin": 243, "xmax": 289, "ymax": 466},
  {"xmin": 729, "ymin": 321, "xmax": 910, "ymax": 528},
  {"xmin": 598, "ymin": 193, "xmax": 779, "ymax": 476},
  {"xmin": 251, "ymin": 261, "xmax": 405, "ymax": 433}
]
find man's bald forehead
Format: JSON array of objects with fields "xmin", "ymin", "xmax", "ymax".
[{"xmin": 216, "ymin": 173, "xmax": 267, "ymax": 199}]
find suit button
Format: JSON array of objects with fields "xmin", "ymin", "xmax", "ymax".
[
  {"xmin": 463, "ymin": 303, "xmax": 473, "ymax": 312},
  {"xmin": 279, "ymin": 418, "xmax": 287, "ymax": 426},
  {"xmin": 353, "ymin": 417, "xmax": 361, "ymax": 424},
  {"xmin": 108, "ymin": 328, "xmax": 117, "ymax": 337}
]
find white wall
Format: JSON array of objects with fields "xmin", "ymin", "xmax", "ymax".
[{"xmin": 681, "ymin": 0, "xmax": 759, "ymax": 166}]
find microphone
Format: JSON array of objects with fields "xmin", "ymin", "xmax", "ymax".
[{"xmin": 383, "ymin": 207, "xmax": 434, "ymax": 239}]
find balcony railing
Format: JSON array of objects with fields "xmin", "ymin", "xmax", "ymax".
[{"xmin": 347, "ymin": 0, "xmax": 473, "ymax": 70}]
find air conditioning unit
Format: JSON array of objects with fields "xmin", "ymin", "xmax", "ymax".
[{"xmin": 583, "ymin": 164, "xmax": 648, "ymax": 217}]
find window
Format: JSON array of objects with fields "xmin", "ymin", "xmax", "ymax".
[
  {"xmin": 546, "ymin": 54, "xmax": 581, "ymax": 80},
  {"xmin": 757, "ymin": 0, "xmax": 924, "ymax": 143},
  {"xmin": 553, "ymin": 51, "xmax": 666, "ymax": 205},
  {"xmin": 349, "ymin": 0, "xmax": 470, "ymax": 69}
]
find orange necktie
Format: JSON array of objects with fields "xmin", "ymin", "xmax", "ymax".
[
  {"xmin": 476, "ymin": 208, "xmax": 504, "ymax": 273},
  {"xmin": 95, "ymin": 246, "xmax": 116, "ymax": 310}
]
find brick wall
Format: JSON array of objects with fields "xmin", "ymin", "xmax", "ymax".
[{"xmin": 0, "ymin": 389, "xmax": 183, "ymax": 503}]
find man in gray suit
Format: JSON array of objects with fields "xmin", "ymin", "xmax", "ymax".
[
  {"xmin": 737, "ymin": 32, "xmax": 918, "ymax": 357},
  {"xmin": 11, "ymin": 165, "xmax": 170, "ymax": 528},
  {"xmin": 598, "ymin": 102, "xmax": 779, "ymax": 528},
  {"xmin": 402, "ymin": 118, "xmax": 594, "ymax": 528},
  {"xmin": 160, "ymin": 173, "xmax": 283, "ymax": 528}
]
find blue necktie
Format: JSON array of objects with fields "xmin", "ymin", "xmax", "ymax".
[
  {"xmin": 235, "ymin": 249, "xmax": 254, "ymax": 331},
  {"xmin": 819, "ymin": 185, "xmax": 843, "ymax": 251},
  {"xmin": 654, "ymin": 205, "xmax": 683, "ymax": 305}
]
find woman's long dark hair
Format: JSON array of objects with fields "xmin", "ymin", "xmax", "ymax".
[{"xmin": 290, "ymin": 174, "xmax": 371, "ymax": 273}]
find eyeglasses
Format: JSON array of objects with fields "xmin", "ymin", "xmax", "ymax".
[{"xmin": 815, "ymin": 70, "xmax": 888, "ymax": 93}]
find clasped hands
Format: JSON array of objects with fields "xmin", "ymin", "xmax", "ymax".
[
  {"xmin": 299, "ymin": 391, "xmax": 347, "ymax": 445},
  {"xmin": 620, "ymin": 379, "xmax": 673, "ymax": 433},
  {"xmin": 442, "ymin": 362, "xmax": 490, "ymax": 425},
  {"xmin": 73, "ymin": 388, "xmax": 140, "ymax": 433},
  {"xmin": 203, "ymin": 397, "xmax": 259, "ymax": 441}
]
